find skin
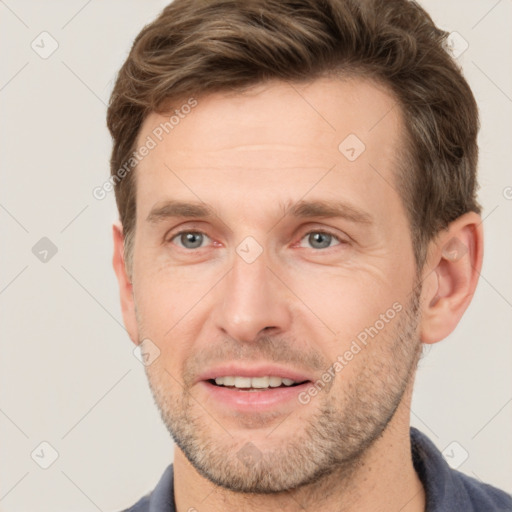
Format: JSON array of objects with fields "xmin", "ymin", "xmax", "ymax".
[{"xmin": 113, "ymin": 77, "xmax": 483, "ymax": 512}]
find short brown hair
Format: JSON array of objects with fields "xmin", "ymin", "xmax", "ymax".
[{"xmin": 107, "ymin": 0, "xmax": 480, "ymax": 275}]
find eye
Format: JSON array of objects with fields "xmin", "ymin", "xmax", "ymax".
[
  {"xmin": 170, "ymin": 230, "xmax": 211, "ymax": 249},
  {"xmin": 298, "ymin": 231, "xmax": 345, "ymax": 250}
]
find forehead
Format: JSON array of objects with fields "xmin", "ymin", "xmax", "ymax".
[
  {"xmin": 134, "ymin": 77, "xmax": 405, "ymax": 218},
  {"xmin": 141, "ymin": 77, "xmax": 401, "ymax": 158}
]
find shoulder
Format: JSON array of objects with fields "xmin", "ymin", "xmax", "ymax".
[
  {"xmin": 116, "ymin": 464, "xmax": 175, "ymax": 512},
  {"xmin": 410, "ymin": 427, "xmax": 512, "ymax": 511},
  {"xmin": 118, "ymin": 495, "xmax": 150, "ymax": 512},
  {"xmin": 454, "ymin": 470, "xmax": 512, "ymax": 510}
]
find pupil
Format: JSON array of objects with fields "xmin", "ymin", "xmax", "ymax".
[
  {"xmin": 182, "ymin": 232, "xmax": 203, "ymax": 248},
  {"xmin": 310, "ymin": 232, "xmax": 331, "ymax": 249}
]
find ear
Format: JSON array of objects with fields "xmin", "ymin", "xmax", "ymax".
[
  {"xmin": 419, "ymin": 212, "xmax": 484, "ymax": 344},
  {"xmin": 112, "ymin": 221, "xmax": 139, "ymax": 345}
]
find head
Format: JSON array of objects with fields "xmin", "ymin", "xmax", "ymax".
[{"xmin": 109, "ymin": 0, "xmax": 483, "ymax": 494}]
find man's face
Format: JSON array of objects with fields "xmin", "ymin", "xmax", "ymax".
[{"xmin": 127, "ymin": 77, "xmax": 423, "ymax": 492}]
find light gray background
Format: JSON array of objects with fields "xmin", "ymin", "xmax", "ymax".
[{"xmin": 1, "ymin": 1, "xmax": 511, "ymax": 510}]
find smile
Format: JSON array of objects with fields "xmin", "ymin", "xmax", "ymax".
[{"xmin": 210, "ymin": 376, "xmax": 307, "ymax": 390}]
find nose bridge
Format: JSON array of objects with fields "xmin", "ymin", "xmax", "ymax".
[{"xmin": 213, "ymin": 243, "xmax": 291, "ymax": 342}]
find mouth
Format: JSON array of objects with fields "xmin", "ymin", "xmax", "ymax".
[
  {"xmin": 196, "ymin": 364, "xmax": 315, "ymax": 410},
  {"xmin": 207, "ymin": 375, "xmax": 309, "ymax": 391},
  {"xmin": 198, "ymin": 367, "xmax": 314, "ymax": 411}
]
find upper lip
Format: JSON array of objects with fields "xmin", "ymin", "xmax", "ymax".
[{"xmin": 196, "ymin": 363, "xmax": 314, "ymax": 384}]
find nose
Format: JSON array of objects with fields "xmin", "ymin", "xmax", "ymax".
[{"xmin": 212, "ymin": 248, "xmax": 292, "ymax": 343}]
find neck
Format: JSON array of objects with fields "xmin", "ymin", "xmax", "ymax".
[{"xmin": 173, "ymin": 386, "xmax": 425, "ymax": 512}]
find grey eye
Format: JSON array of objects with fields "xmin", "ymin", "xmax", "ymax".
[
  {"xmin": 307, "ymin": 232, "xmax": 334, "ymax": 249},
  {"xmin": 176, "ymin": 232, "xmax": 206, "ymax": 249}
]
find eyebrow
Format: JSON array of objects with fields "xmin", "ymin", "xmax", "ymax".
[
  {"xmin": 145, "ymin": 199, "xmax": 373, "ymax": 225},
  {"xmin": 146, "ymin": 200, "xmax": 215, "ymax": 223},
  {"xmin": 285, "ymin": 199, "xmax": 373, "ymax": 224}
]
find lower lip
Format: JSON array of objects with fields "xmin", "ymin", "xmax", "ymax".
[{"xmin": 199, "ymin": 380, "xmax": 311, "ymax": 412}]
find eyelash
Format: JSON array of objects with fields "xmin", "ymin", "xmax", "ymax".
[{"xmin": 167, "ymin": 229, "xmax": 348, "ymax": 251}]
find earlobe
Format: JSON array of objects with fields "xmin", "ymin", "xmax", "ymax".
[
  {"xmin": 419, "ymin": 212, "xmax": 484, "ymax": 344},
  {"xmin": 112, "ymin": 222, "xmax": 139, "ymax": 345}
]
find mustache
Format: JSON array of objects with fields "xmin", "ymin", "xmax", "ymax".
[{"xmin": 183, "ymin": 333, "xmax": 330, "ymax": 380}]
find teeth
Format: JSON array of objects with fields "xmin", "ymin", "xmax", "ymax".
[
  {"xmin": 269, "ymin": 376, "xmax": 282, "ymax": 387},
  {"xmin": 234, "ymin": 377, "xmax": 251, "ymax": 388},
  {"xmin": 251, "ymin": 376, "xmax": 269, "ymax": 388},
  {"xmin": 213, "ymin": 376, "xmax": 300, "ymax": 389}
]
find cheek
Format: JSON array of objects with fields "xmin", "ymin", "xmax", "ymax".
[
  {"xmin": 287, "ymin": 261, "xmax": 407, "ymax": 346},
  {"xmin": 134, "ymin": 259, "xmax": 209, "ymax": 330},
  {"xmin": 133, "ymin": 262, "xmax": 219, "ymax": 375}
]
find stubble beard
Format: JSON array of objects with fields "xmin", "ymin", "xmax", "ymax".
[{"xmin": 143, "ymin": 284, "xmax": 423, "ymax": 494}]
